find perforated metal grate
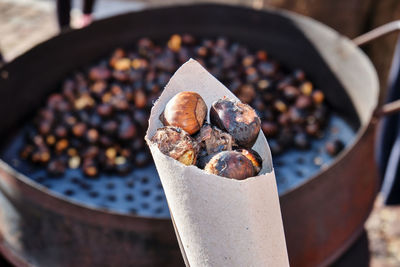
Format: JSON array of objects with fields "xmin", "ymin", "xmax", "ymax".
[{"xmin": 1, "ymin": 114, "xmax": 354, "ymax": 218}]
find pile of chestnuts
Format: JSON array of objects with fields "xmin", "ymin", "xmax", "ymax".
[
  {"xmin": 19, "ymin": 34, "xmax": 342, "ymax": 178},
  {"xmin": 151, "ymin": 91, "xmax": 262, "ymax": 180}
]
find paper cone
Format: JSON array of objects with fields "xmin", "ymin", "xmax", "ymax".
[{"xmin": 145, "ymin": 59, "xmax": 289, "ymax": 267}]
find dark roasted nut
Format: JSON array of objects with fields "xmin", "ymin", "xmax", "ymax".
[
  {"xmin": 293, "ymin": 69, "xmax": 305, "ymax": 81},
  {"xmin": 134, "ymin": 89, "xmax": 147, "ymax": 109},
  {"xmin": 151, "ymin": 126, "xmax": 197, "ymax": 165},
  {"xmin": 182, "ymin": 34, "xmax": 196, "ymax": 45},
  {"xmin": 38, "ymin": 121, "xmax": 52, "ymax": 135},
  {"xmin": 294, "ymin": 132, "xmax": 310, "ymax": 149},
  {"xmin": 47, "ymin": 93, "xmax": 64, "ymax": 109},
  {"xmin": 252, "ymin": 98, "xmax": 265, "ymax": 112},
  {"xmin": 256, "ymin": 50, "xmax": 268, "ymax": 61},
  {"xmin": 46, "ymin": 135, "xmax": 56, "ymax": 146},
  {"xmin": 32, "ymin": 147, "xmax": 50, "ymax": 164},
  {"xmin": 83, "ymin": 146, "xmax": 100, "ymax": 159},
  {"xmin": 312, "ymin": 90, "xmax": 325, "ymax": 104},
  {"xmin": 112, "ymin": 70, "xmax": 130, "ymax": 82},
  {"xmin": 261, "ymin": 121, "xmax": 278, "ymax": 137},
  {"xmin": 237, "ymin": 84, "xmax": 255, "ymax": 104},
  {"xmin": 55, "ymin": 139, "xmax": 69, "ymax": 153},
  {"xmin": 283, "ymin": 86, "xmax": 300, "ymax": 101},
  {"xmin": 325, "ymin": 139, "xmax": 345, "ymax": 156},
  {"xmin": 277, "ymin": 127, "xmax": 293, "ymax": 148},
  {"xmin": 168, "ymin": 34, "xmax": 182, "ymax": 52},
  {"xmin": 258, "ymin": 62, "xmax": 277, "ymax": 77},
  {"xmin": 33, "ymin": 135, "xmax": 45, "ymax": 146},
  {"xmin": 102, "ymin": 120, "xmax": 118, "ymax": 135},
  {"xmin": 20, "ymin": 145, "xmax": 34, "ymax": 159},
  {"xmin": 72, "ymin": 122, "xmax": 87, "ymax": 137},
  {"xmin": 295, "ymin": 95, "xmax": 312, "ymax": 110},
  {"xmin": 210, "ymin": 98, "xmax": 260, "ymax": 148},
  {"xmin": 204, "ymin": 151, "xmax": 255, "ymax": 180},
  {"xmin": 97, "ymin": 103, "xmax": 113, "ymax": 117},
  {"xmin": 274, "ymin": 100, "xmax": 287, "ymax": 113},
  {"xmin": 109, "ymin": 48, "xmax": 125, "ymax": 68},
  {"xmin": 89, "ymin": 66, "xmax": 111, "ymax": 81},
  {"xmin": 133, "ymin": 109, "xmax": 149, "ymax": 128},
  {"xmin": 288, "ymin": 107, "xmax": 305, "ymax": 124},
  {"xmin": 67, "ymin": 148, "xmax": 78, "ymax": 157},
  {"xmin": 74, "ymin": 94, "xmax": 95, "ymax": 110},
  {"xmin": 83, "ymin": 159, "xmax": 98, "ymax": 177},
  {"xmin": 105, "ymin": 147, "xmax": 117, "ymax": 160},
  {"xmin": 163, "ymin": 92, "xmax": 207, "ymax": 135},
  {"xmin": 236, "ymin": 148, "xmax": 262, "ymax": 174},
  {"xmin": 277, "ymin": 112, "xmax": 290, "ymax": 127},
  {"xmin": 113, "ymin": 58, "xmax": 131, "ymax": 71},
  {"xmin": 118, "ymin": 118, "xmax": 136, "ymax": 140},
  {"xmin": 314, "ymin": 106, "xmax": 328, "ymax": 125},
  {"xmin": 47, "ymin": 159, "xmax": 66, "ymax": 176},
  {"xmin": 306, "ymin": 123, "xmax": 319, "ymax": 137},
  {"xmin": 86, "ymin": 129, "xmax": 99, "ymax": 143},
  {"xmin": 90, "ymin": 80, "xmax": 107, "ymax": 95},
  {"xmin": 64, "ymin": 114, "xmax": 77, "ymax": 127},
  {"xmin": 54, "ymin": 125, "xmax": 68, "ymax": 138},
  {"xmin": 300, "ymin": 81, "xmax": 313, "ymax": 96}
]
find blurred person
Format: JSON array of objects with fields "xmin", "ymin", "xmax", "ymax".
[
  {"xmin": 0, "ymin": 50, "xmax": 4, "ymax": 68},
  {"xmin": 57, "ymin": 0, "xmax": 96, "ymax": 30}
]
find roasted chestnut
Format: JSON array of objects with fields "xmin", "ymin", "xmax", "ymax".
[
  {"xmin": 236, "ymin": 148, "xmax": 262, "ymax": 174},
  {"xmin": 325, "ymin": 139, "xmax": 345, "ymax": 156},
  {"xmin": 151, "ymin": 126, "xmax": 198, "ymax": 165},
  {"xmin": 204, "ymin": 151, "xmax": 255, "ymax": 180},
  {"xmin": 162, "ymin": 91, "xmax": 207, "ymax": 135},
  {"xmin": 210, "ymin": 98, "xmax": 260, "ymax": 148}
]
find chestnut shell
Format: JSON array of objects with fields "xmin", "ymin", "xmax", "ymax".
[
  {"xmin": 163, "ymin": 91, "xmax": 207, "ymax": 135},
  {"xmin": 236, "ymin": 148, "xmax": 263, "ymax": 175},
  {"xmin": 204, "ymin": 151, "xmax": 255, "ymax": 180},
  {"xmin": 210, "ymin": 98, "xmax": 261, "ymax": 148},
  {"xmin": 150, "ymin": 126, "xmax": 198, "ymax": 165}
]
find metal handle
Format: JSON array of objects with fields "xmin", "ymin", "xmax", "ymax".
[
  {"xmin": 353, "ymin": 20, "xmax": 400, "ymax": 46},
  {"xmin": 353, "ymin": 21, "xmax": 400, "ymax": 117},
  {"xmin": 374, "ymin": 99, "xmax": 400, "ymax": 117}
]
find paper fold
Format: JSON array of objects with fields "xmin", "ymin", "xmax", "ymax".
[{"xmin": 145, "ymin": 59, "xmax": 289, "ymax": 267}]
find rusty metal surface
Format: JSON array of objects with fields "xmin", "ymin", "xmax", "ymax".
[
  {"xmin": 0, "ymin": 4, "xmax": 380, "ymax": 267},
  {"xmin": 281, "ymin": 122, "xmax": 379, "ymax": 266},
  {"xmin": 0, "ymin": 166, "xmax": 182, "ymax": 266}
]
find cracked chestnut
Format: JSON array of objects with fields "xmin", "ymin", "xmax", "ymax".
[
  {"xmin": 210, "ymin": 98, "xmax": 260, "ymax": 148},
  {"xmin": 162, "ymin": 91, "xmax": 207, "ymax": 135},
  {"xmin": 204, "ymin": 151, "xmax": 255, "ymax": 180},
  {"xmin": 151, "ymin": 126, "xmax": 198, "ymax": 166}
]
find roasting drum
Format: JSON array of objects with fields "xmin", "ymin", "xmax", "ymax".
[{"xmin": 0, "ymin": 4, "xmax": 379, "ymax": 267}]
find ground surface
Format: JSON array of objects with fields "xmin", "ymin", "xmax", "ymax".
[{"xmin": 1, "ymin": 0, "xmax": 400, "ymax": 266}]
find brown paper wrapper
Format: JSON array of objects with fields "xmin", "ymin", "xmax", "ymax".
[{"xmin": 145, "ymin": 59, "xmax": 289, "ymax": 266}]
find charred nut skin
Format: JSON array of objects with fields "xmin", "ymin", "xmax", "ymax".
[
  {"xmin": 204, "ymin": 151, "xmax": 255, "ymax": 180},
  {"xmin": 210, "ymin": 98, "xmax": 261, "ymax": 148},
  {"xmin": 151, "ymin": 126, "xmax": 197, "ymax": 166},
  {"xmin": 163, "ymin": 92, "xmax": 207, "ymax": 135},
  {"xmin": 235, "ymin": 148, "xmax": 262, "ymax": 175}
]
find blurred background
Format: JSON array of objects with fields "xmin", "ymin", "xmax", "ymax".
[{"xmin": 1, "ymin": 0, "xmax": 400, "ymax": 266}]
